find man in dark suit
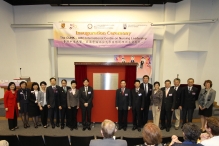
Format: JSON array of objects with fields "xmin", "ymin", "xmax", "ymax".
[
  {"xmin": 140, "ymin": 75, "xmax": 152, "ymax": 125},
  {"xmin": 180, "ymin": 78, "xmax": 199, "ymax": 128},
  {"xmin": 131, "ymin": 80, "xmax": 145, "ymax": 132},
  {"xmin": 160, "ymin": 79, "xmax": 176, "ymax": 132},
  {"xmin": 171, "ymin": 78, "xmax": 183, "ymax": 130},
  {"xmin": 59, "ymin": 79, "xmax": 71, "ymax": 129},
  {"xmin": 79, "ymin": 78, "xmax": 94, "ymax": 131},
  {"xmin": 89, "ymin": 119, "xmax": 127, "ymax": 146},
  {"xmin": 46, "ymin": 77, "xmax": 61, "ymax": 129},
  {"xmin": 116, "ymin": 80, "xmax": 131, "ymax": 131}
]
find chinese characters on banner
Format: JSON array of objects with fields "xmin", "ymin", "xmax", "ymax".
[{"xmin": 53, "ymin": 23, "xmax": 153, "ymax": 48}]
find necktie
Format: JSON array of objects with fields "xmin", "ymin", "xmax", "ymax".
[
  {"xmin": 166, "ymin": 88, "xmax": 168, "ymax": 97},
  {"xmin": 122, "ymin": 88, "xmax": 124, "ymax": 95},
  {"xmin": 136, "ymin": 89, "xmax": 139, "ymax": 93},
  {"xmin": 85, "ymin": 87, "xmax": 87, "ymax": 96},
  {"xmin": 174, "ymin": 87, "xmax": 177, "ymax": 91},
  {"xmin": 64, "ymin": 87, "xmax": 66, "ymax": 92},
  {"xmin": 145, "ymin": 84, "xmax": 148, "ymax": 96},
  {"xmin": 53, "ymin": 86, "xmax": 56, "ymax": 93}
]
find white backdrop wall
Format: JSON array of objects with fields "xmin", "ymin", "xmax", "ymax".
[{"xmin": 0, "ymin": 0, "xmax": 219, "ymax": 103}]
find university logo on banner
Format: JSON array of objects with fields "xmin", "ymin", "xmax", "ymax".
[{"xmin": 53, "ymin": 22, "xmax": 154, "ymax": 48}]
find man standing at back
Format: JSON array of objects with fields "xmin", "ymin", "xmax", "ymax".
[
  {"xmin": 171, "ymin": 78, "xmax": 183, "ymax": 130},
  {"xmin": 89, "ymin": 119, "xmax": 127, "ymax": 146},
  {"xmin": 140, "ymin": 75, "xmax": 152, "ymax": 125},
  {"xmin": 116, "ymin": 80, "xmax": 131, "ymax": 131}
]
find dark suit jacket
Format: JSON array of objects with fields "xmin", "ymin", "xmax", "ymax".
[
  {"xmin": 161, "ymin": 87, "xmax": 176, "ymax": 111},
  {"xmin": 46, "ymin": 85, "xmax": 60, "ymax": 108},
  {"xmin": 79, "ymin": 86, "xmax": 94, "ymax": 108},
  {"xmin": 171, "ymin": 86, "xmax": 183, "ymax": 109},
  {"xmin": 181, "ymin": 86, "xmax": 198, "ymax": 109},
  {"xmin": 116, "ymin": 88, "xmax": 131, "ymax": 110},
  {"xmin": 59, "ymin": 86, "xmax": 71, "ymax": 108},
  {"xmin": 131, "ymin": 88, "xmax": 145, "ymax": 110},
  {"xmin": 140, "ymin": 83, "xmax": 152, "ymax": 107},
  {"xmin": 89, "ymin": 138, "xmax": 127, "ymax": 146}
]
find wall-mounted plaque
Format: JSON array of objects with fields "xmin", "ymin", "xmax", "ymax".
[{"xmin": 93, "ymin": 73, "xmax": 118, "ymax": 90}]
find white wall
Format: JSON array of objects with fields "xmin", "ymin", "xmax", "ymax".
[
  {"xmin": 0, "ymin": 0, "xmax": 219, "ymax": 102},
  {"xmin": 0, "ymin": 1, "xmax": 17, "ymax": 97}
]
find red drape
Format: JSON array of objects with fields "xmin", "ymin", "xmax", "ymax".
[
  {"xmin": 125, "ymin": 66, "xmax": 137, "ymax": 89},
  {"xmin": 75, "ymin": 65, "xmax": 87, "ymax": 89}
]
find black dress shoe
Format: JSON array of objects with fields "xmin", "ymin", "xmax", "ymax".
[
  {"xmin": 123, "ymin": 127, "xmax": 127, "ymax": 131},
  {"xmin": 137, "ymin": 128, "xmax": 141, "ymax": 132},
  {"xmin": 74, "ymin": 127, "xmax": 78, "ymax": 130},
  {"xmin": 70, "ymin": 128, "xmax": 73, "ymax": 131},
  {"xmin": 61, "ymin": 126, "xmax": 64, "ymax": 129},
  {"xmin": 166, "ymin": 128, "xmax": 170, "ymax": 132},
  {"xmin": 132, "ymin": 127, "xmax": 136, "ymax": 131},
  {"xmin": 56, "ymin": 123, "xmax": 60, "ymax": 127},
  {"xmin": 82, "ymin": 127, "xmax": 86, "ymax": 131},
  {"xmin": 160, "ymin": 126, "xmax": 166, "ymax": 130},
  {"xmin": 52, "ymin": 125, "xmax": 55, "ymax": 129},
  {"xmin": 118, "ymin": 126, "xmax": 122, "ymax": 130},
  {"xmin": 88, "ymin": 127, "xmax": 91, "ymax": 130},
  {"xmin": 26, "ymin": 124, "xmax": 30, "ymax": 128}
]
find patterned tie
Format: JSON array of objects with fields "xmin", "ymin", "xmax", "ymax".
[
  {"xmin": 166, "ymin": 88, "xmax": 168, "ymax": 97},
  {"xmin": 85, "ymin": 87, "xmax": 87, "ymax": 96},
  {"xmin": 64, "ymin": 87, "xmax": 66, "ymax": 93}
]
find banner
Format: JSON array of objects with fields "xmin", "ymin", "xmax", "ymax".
[
  {"xmin": 114, "ymin": 55, "xmax": 152, "ymax": 78},
  {"xmin": 53, "ymin": 22, "xmax": 153, "ymax": 48}
]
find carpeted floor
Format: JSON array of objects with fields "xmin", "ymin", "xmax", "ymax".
[{"xmin": 0, "ymin": 119, "xmax": 201, "ymax": 138}]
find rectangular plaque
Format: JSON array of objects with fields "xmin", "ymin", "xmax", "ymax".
[{"xmin": 93, "ymin": 73, "xmax": 118, "ymax": 90}]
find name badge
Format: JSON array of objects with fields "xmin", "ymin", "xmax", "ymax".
[
  {"xmin": 125, "ymin": 94, "xmax": 128, "ymax": 96},
  {"xmin": 192, "ymin": 92, "xmax": 196, "ymax": 95},
  {"xmin": 138, "ymin": 93, "xmax": 142, "ymax": 96},
  {"xmin": 88, "ymin": 91, "xmax": 91, "ymax": 94},
  {"xmin": 20, "ymin": 92, "xmax": 23, "ymax": 94},
  {"xmin": 31, "ymin": 91, "xmax": 34, "ymax": 93},
  {"xmin": 169, "ymin": 94, "xmax": 172, "ymax": 96}
]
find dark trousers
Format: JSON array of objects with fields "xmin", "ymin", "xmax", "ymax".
[
  {"xmin": 60, "ymin": 107, "xmax": 67, "ymax": 126},
  {"xmin": 160, "ymin": 109, "xmax": 173, "ymax": 128},
  {"xmin": 142, "ymin": 103, "xmax": 150, "ymax": 125},
  {"xmin": 118, "ymin": 110, "xmax": 128, "ymax": 128},
  {"xmin": 49, "ymin": 106, "xmax": 60, "ymax": 125},
  {"xmin": 40, "ymin": 105, "xmax": 48, "ymax": 126},
  {"xmin": 182, "ymin": 108, "xmax": 194, "ymax": 124},
  {"xmin": 69, "ymin": 106, "xmax": 78, "ymax": 129},
  {"xmin": 81, "ymin": 107, "xmax": 92, "ymax": 128},
  {"xmin": 132, "ymin": 108, "xmax": 142, "ymax": 128},
  {"xmin": 8, "ymin": 110, "xmax": 17, "ymax": 129}
]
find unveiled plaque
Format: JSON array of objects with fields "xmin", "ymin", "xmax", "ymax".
[{"xmin": 93, "ymin": 73, "xmax": 118, "ymax": 90}]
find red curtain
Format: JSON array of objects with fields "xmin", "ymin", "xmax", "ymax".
[
  {"xmin": 125, "ymin": 66, "xmax": 137, "ymax": 89},
  {"xmin": 75, "ymin": 65, "xmax": 87, "ymax": 89}
]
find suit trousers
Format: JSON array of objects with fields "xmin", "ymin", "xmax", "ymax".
[
  {"xmin": 60, "ymin": 107, "xmax": 67, "ymax": 126},
  {"xmin": 8, "ymin": 110, "xmax": 17, "ymax": 129},
  {"xmin": 132, "ymin": 108, "xmax": 142, "ymax": 128},
  {"xmin": 49, "ymin": 106, "xmax": 60, "ymax": 125},
  {"xmin": 182, "ymin": 108, "xmax": 194, "ymax": 124},
  {"xmin": 142, "ymin": 103, "xmax": 150, "ymax": 125},
  {"xmin": 160, "ymin": 109, "xmax": 173, "ymax": 128},
  {"xmin": 174, "ymin": 109, "xmax": 181, "ymax": 128},
  {"xmin": 40, "ymin": 105, "xmax": 48, "ymax": 126},
  {"xmin": 69, "ymin": 106, "xmax": 78, "ymax": 129},
  {"xmin": 118, "ymin": 110, "xmax": 128, "ymax": 128},
  {"xmin": 81, "ymin": 107, "xmax": 92, "ymax": 127},
  {"xmin": 152, "ymin": 105, "xmax": 161, "ymax": 127}
]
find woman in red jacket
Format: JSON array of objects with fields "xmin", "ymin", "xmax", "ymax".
[{"xmin": 4, "ymin": 82, "xmax": 18, "ymax": 131}]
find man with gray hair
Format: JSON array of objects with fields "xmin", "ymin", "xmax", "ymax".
[{"xmin": 89, "ymin": 119, "xmax": 127, "ymax": 146}]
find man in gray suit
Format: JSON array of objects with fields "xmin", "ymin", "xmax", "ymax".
[{"xmin": 89, "ymin": 119, "xmax": 127, "ymax": 146}]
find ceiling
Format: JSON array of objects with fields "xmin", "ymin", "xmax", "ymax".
[{"xmin": 4, "ymin": 0, "xmax": 183, "ymax": 6}]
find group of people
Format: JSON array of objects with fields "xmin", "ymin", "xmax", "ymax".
[
  {"xmin": 4, "ymin": 77, "xmax": 92, "ymax": 131},
  {"xmin": 3, "ymin": 75, "xmax": 216, "ymax": 135},
  {"xmin": 115, "ymin": 75, "xmax": 216, "ymax": 133}
]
